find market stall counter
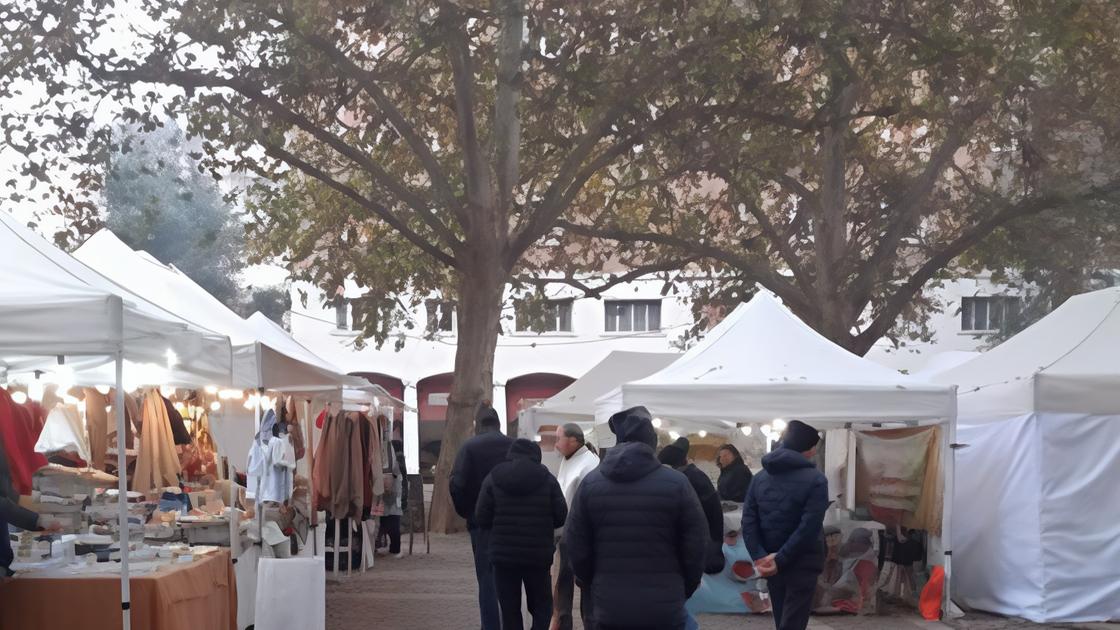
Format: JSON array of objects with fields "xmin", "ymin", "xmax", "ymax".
[{"xmin": 0, "ymin": 547, "xmax": 237, "ymax": 630}]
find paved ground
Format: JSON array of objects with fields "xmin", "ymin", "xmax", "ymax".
[{"xmin": 325, "ymin": 533, "xmax": 1113, "ymax": 630}]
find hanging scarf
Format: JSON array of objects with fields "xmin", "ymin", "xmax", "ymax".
[
  {"xmin": 133, "ymin": 390, "xmax": 182, "ymax": 492},
  {"xmin": 84, "ymin": 388, "xmax": 109, "ymax": 471}
]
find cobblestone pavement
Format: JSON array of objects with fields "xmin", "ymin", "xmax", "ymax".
[{"xmin": 325, "ymin": 533, "xmax": 1113, "ymax": 630}]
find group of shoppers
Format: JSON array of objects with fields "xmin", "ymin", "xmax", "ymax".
[{"xmin": 451, "ymin": 404, "xmax": 828, "ymax": 630}]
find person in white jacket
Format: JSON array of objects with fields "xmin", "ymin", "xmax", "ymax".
[{"xmin": 551, "ymin": 423, "xmax": 599, "ymax": 630}]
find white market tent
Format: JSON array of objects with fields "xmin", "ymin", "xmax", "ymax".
[
  {"xmin": 606, "ymin": 291, "xmax": 959, "ymax": 609},
  {"xmin": 0, "ymin": 211, "xmax": 234, "ymax": 630},
  {"xmin": 74, "ymin": 230, "xmax": 369, "ymax": 392},
  {"xmin": 519, "ymin": 350, "xmax": 679, "ymax": 438},
  {"xmin": 615, "ymin": 292, "xmax": 956, "ymax": 427},
  {"xmin": 0, "ymin": 214, "xmax": 232, "ymax": 386},
  {"xmin": 934, "ymin": 287, "xmax": 1120, "ymax": 623}
]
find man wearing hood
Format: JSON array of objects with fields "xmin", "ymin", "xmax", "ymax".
[
  {"xmin": 476, "ymin": 439, "xmax": 568, "ymax": 630},
  {"xmin": 563, "ymin": 407, "xmax": 707, "ymax": 630},
  {"xmin": 741, "ymin": 420, "xmax": 829, "ymax": 630},
  {"xmin": 450, "ymin": 405, "xmax": 515, "ymax": 630}
]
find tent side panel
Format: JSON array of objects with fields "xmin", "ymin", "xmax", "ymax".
[
  {"xmin": 1038, "ymin": 413, "xmax": 1120, "ymax": 622},
  {"xmin": 953, "ymin": 414, "xmax": 1045, "ymax": 621}
]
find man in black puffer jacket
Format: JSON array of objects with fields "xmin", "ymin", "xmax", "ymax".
[
  {"xmin": 564, "ymin": 407, "xmax": 707, "ymax": 630},
  {"xmin": 659, "ymin": 437, "xmax": 725, "ymax": 575},
  {"xmin": 741, "ymin": 420, "xmax": 829, "ymax": 630},
  {"xmin": 450, "ymin": 405, "xmax": 515, "ymax": 630},
  {"xmin": 476, "ymin": 439, "xmax": 567, "ymax": 630}
]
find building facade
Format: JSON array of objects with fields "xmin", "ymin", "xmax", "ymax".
[{"xmin": 290, "ymin": 273, "xmax": 1021, "ymax": 471}]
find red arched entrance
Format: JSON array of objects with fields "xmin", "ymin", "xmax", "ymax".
[{"xmin": 505, "ymin": 372, "xmax": 575, "ymax": 437}]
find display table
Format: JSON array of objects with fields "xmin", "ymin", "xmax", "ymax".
[{"xmin": 0, "ymin": 549, "xmax": 237, "ymax": 630}]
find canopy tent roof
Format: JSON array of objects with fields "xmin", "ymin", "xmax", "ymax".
[
  {"xmin": 245, "ymin": 312, "xmax": 409, "ymax": 408},
  {"xmin": 519, "ymin": 351, "xmax": 678, "ymax": 436},
  {"xmin": 74, "ymin": 230, "xmax": 363, "ymax": 392},
  {"xmin": 615, "ymin": 292, "xmax": 956, "ymax": 429},
  {"xmin": 0, "ymin": 211, "xmax": 232, "ymax": 386},
  {"xmin": 935, "ymin": 287, "xmax": 1120, "ymax": 417}
]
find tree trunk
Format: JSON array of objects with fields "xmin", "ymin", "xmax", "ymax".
[{"xmin": 428, "ymin": 264, "xmax": 506, "ymax": 534}]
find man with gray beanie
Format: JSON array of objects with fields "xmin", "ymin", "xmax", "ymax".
[
  {"xmin": 563, "ymin": 406, "xmax": 707, "ymax": 630},
  {"xmin": 741, "ymin": 420, "xmax": 829, "ymax": 630}
]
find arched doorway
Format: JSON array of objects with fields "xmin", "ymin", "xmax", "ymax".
[
  {"xmin": 416, "ymin": 373, "xmax": 454, "ymax": 473},
  {"xmin": 505, "ymin": 372, "xmax": 575, "ymax": 438}
]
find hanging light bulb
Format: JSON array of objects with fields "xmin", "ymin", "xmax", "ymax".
[
  {"xmin": 27, "ymin": 380, "xmax": 44, "ymax": 403},
  {"xmin": 11, "ymin": 391, "xmax": 27, "ymax": 405},
  {"xmin": 51, "ymin": 365, "xmax": 75, "ymax": 396},
  {"xmin": 761, "ymin": 424, "xmax": 773, "ymax": 436},
  {"xmin": 95, "ymin": 385, "xmax": 111, "ymax": 396},
  {"xmin": 772, "ymin": 418, "xmax": 788, "ymax": 432},
  {"xmin": 204, "ymin": 385, "xmax": 218, "ymax": 395},
  {"xmin": 740, "ymin": 425, "xmax": 753, "ymax": 437},
  {"xmin": 165, "ymin": 348, "xmax": 178, "ymax": 369},
  {"xmin": 243, "ymin": 394, "xmax": 258, "ymax": 410},
  {"xmin": 652, "ymin": 418, "xmax": 663, "ymax": 428},
  {"xmin": 698, "ymin": 430, "xmax": 708, "ymax": 438},
  {"xmin": 532, "ymin": 435, "xmax": 542, "ymax": 443},
  {"xmin": 210, "ymin": 401, "xmax": 221, "ymax": 412},
  {"xmin": 668, "ymin": 430, "xmax": 681, "ymax": 441}
]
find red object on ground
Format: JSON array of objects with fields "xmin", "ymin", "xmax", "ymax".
[{"xmin": 920, "ymin": 565, "xmax": 945, "ymax": 620}]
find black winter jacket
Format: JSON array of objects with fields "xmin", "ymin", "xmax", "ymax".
[
  {"xmin": 717, "ymin": 460, "xmax": 753, "ymax": 502},
  {"xmin": 741, "ymin": 447, "xmax": 829, "ymax": 572},
  {"xmin": 449, "ymin": 429, "xmax": 514, "ymax": 529},
  {"xmin": 475, "ymin": 454, "xmax": 567, "ymax": 567},
  {"xmin": 679, "ymin": 463, "xmax": 726, "ymax": 574},
  {"xmin": 564, "ymin": 441, "xmax": 708, "ymax": 630}
]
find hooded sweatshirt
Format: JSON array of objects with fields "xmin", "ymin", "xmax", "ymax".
[
  {"xmin": 741, "ymin": 446, "xmax": 829, "ymax": 572},
  {"xmin": 563, "ymin": 411, "xmax": 708, "ymax": 630},
  {"xmin": 475, "ymin": 439, "xmax": 567, "ymax": 567}
]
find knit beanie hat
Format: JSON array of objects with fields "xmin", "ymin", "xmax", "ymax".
[
  {"xmin": 608, "ymin": 406, "xmax": 658, "ymax": 449},
  {"xmin": 507, "ymin": 438, "xmax": 543, "ymax": 463},
  {"xmin": 658, "ymin": 437, "xmax": 690, "ymax": 467},
  {"xmin": 781, "ymin": 420, "xmax": 820, "ymax": 452}
]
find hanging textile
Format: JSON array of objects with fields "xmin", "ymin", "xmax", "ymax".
[
  {"xmin": 312, "ymin": 408, "xmax": 335, "ymax": 510},
  {"xmin": 283, "ymin": 396, "xmax": 305, "ymax": 461},
  {"xmin": 35, "ymin": 404, "xmax": 91, "ymax": 464},
  {"xmin": 855, "ymin": 427, "xmax": 942, "ymax": 534},
  {"xmin": 84, "ymin": 388, "xmax": 109, "ymax": 471},
  {"xmin": 162, "ymin": 396, "xmax": 192, "ymax": 446},
  {"xmin": 311, "ymin": 408, "xmax": 386, "ymax": 520},
  {"xmin": 263, "ymin": 432, "xmax": 296, "ymax": 504},
  {"xmin": 0, "ymin": 390, "xmax": 47, "ymax": 495},
  {"xmin": 133, "ymin": 390, "xmax": 182, "ymax": 491}
]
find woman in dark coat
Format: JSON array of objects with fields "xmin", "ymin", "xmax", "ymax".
[
  {"xmin": 475, "ymin": 439, "xmax": 567, "ymax": 630},
  {"xmin": 716, "ymin": 444, "xmax": 753, "ymax": 502}
]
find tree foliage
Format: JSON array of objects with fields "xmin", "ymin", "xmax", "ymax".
[
  {"xmin": 3, "ymin": 0, "xmax": 751, "ymax": 531},
  {"xmin": 559, "ymin": 0, "xmax": 1120, "ymax": 354}
]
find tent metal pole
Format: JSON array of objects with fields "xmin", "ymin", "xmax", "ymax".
[
  {"xmin": 113, "ymin": 349, "xmax": 132, "ymax": 630},
  {"xmin": 254, "ymin": 387, "xmax": 265, "ymax": 549},
  {"xmin": 304, "ymin": 396, "xmax": 316, "ymax": 556},
  {"xmin": 942, "ymin": 392, "xmax": 958, "ymax": 619}
]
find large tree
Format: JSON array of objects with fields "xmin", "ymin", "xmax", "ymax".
[
  {"xmin": 3, "ymin": 0, "xmax": 751, "ymax": 531},
  {"xmin": 560, "ymin": 1, "xmax": 1120, "ymax": 355}
]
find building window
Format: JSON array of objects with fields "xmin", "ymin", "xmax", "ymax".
[
  {"xmin": 961, "ymin": 296, "xmax": 1020, "ymax": 332},
  {"xmin": 515, "ymin": 300, "xmax": 574, "ymax": 333},
  {"xmin": 605, "ymin": 300, "xmax": 662, "ymax": 333},
  {"xmin": 426, "ymin": 300, "xmax": 456, "ymax": 333}
]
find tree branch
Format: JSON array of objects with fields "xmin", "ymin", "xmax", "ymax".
[
  {"xmin": 515, "ymin": 257, "xmax": 700, "ymax": 299},
  {"xmin": 852, "ymin": 180, "xmax": 1120, "ymax": 352}
]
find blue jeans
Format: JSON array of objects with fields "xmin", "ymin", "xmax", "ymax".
[
  {"xmin": 470, "ymin": 527, "xmax": 501, "ymax": 630},
  {"xmin": 684, "ymin": 610, "xmax": 700, "ymax": 630}
]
